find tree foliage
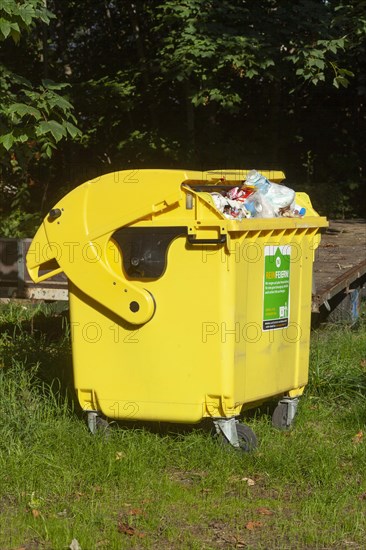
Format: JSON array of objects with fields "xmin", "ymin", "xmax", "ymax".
[{"xmin": 0, "ymin": 0, "xmax": 81, "ymax": 235}]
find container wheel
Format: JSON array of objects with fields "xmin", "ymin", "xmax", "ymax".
[
  {"xmin": 217, "ymin": 422, "xmax": 257, "ymax": 452},
  {"xmin": 95, "ymin": 416, "xmax": 111, "ymax": 434},
  {"xmin": 236, "ymin": 423, "xmax": 258, "ymax": 452},
  {"xmin": 87, "ymin": 411, "xmax": 112, "ymax": 436},
  {"xmin": 272, "ymin": 397, "xmax": 300, "ymax": 430},
  {"xmin": 272, "ymin": 403, "xmax": 289, "ymax": 429}
]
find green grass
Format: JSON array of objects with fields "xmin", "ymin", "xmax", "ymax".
[{"xmin": 1, "ymin": 304, "xmax": 366, "ymax": 549}]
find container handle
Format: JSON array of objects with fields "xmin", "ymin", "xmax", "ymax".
[{"xmin": 187, "ymin": 235, "xmax": 227, "ymax": 245}]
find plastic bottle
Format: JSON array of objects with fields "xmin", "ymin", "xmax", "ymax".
[
  {"xmin": 245, "ymin": 170, "xmax": 271, "ymax": 193},
  {"xmin": 245, "ymin": 170, "xmax": 295, "ymax": 216},
  {"xmin": 243, "ymin": 191, "xmax": 276, "ymax": 218},
  {"xmin": 292, "ymin": 203, "xmax": 306, "ymax": 216}
]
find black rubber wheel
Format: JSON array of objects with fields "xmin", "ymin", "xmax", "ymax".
[
  {"xmin": 218, "ymin": 423, "xmax": 258, "ymax": 452},
  {"xmin": 95, "ymin": 416, "xmax": 112, "ymax": 436},
  {"xmin": 272, "ymin": 402, "xmax": 290, "ymax": 430},
  {"xmin": 236, "ymin": 424, "xmax": 258, "ymax": 452}
]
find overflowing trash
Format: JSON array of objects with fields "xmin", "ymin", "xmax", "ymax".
[{"xmin": 209, "ymin": 170, "xmax": 306, "ymax": 220}]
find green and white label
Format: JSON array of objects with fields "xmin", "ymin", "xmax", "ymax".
[{"xmin": 263, "ymin": 245, "xmax": 290, "ymax": 331}]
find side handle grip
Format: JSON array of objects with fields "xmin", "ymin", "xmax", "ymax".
[{"xmin": 187, "ymin": 235, "xmax": 227, "ymax": 245}]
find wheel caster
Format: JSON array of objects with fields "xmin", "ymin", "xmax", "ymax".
[
  {"xmin": 213, "ymin": 417, "xmax": 257, "ymax": 452},
  {"xmin": 95, "ymin": 415, "xmax": 111, "ymax": 434},
  {"xmin": 87, "ymin": 411, "xmax": 112, "ymax": 436},
  {"xmin": 234, "ymin": 423, "xmax": 258, "ymax": 452},
  {"xmin": 272, "ymin": 397, "xmax": 299, "ymax": 430}
]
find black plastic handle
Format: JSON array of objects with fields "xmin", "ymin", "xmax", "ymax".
[{"xmin": 187, "ymin": 235, "xmax": 227, "ymax": 245}]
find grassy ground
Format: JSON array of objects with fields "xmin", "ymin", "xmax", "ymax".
[{"xmin": 0, "ymin": 303, "xmax": 366, "ymax": 549}]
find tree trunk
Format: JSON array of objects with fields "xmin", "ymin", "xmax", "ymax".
[
  {"xmin": 128, "ymin": 2, "xmax": 158, "ymax": 129},
  {"xmin": 268, "ymin": 78, "xmax": 282, "ymax": 167},
  {"xmin": 42, "ymin": 0, "xmax": 49, "ymax": 79},
  {"xmin": 185, "ymin": 81, "xmax": 196, "ymax": 164}
]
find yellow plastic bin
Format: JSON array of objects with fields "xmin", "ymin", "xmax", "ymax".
[{"xmin": 26, "ymin": 169, "xmax": 328, "ymax": 450}]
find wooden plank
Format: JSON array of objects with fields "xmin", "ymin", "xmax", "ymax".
[
  {"xmin": 313, "ymin": 219, "xmax": 366, "ymax": 310},
  {"xmin": 0, "ymin": 238, "xmax": 68, "ymax": 300}
]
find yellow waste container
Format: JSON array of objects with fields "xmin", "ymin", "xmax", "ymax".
[{"xmin": 26, "ymin": 169, "xmax": 328, "ymax": 450}]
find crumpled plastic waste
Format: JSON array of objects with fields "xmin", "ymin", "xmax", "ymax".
[
  {"xmin": 209, "ymin": 170, "xmax": 306, "ymax": 219},
  {"xmin": 210, "ymin": 190, "xmax": 252, "ymax": 220}
]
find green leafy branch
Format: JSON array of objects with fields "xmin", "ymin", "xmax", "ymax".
[
  {"xmin": 0, "ymin": 76, "xmax": 81, "ymax": 159},
  {"xmin": 286, "ymin": 37, "xmax": 354, "ymax": 87},
  {"xmin": 0, "ymin": 0, "xmax": 54, "ymax": 43}
]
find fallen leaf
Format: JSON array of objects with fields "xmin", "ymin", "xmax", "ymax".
[
  {"xmin": 241, "ymin": 477, "xmax": 255, "ymax": 486},
  {"xmin": 96, "ymin": 540, "xmax": 110, "ymax": 547},
  {"xmin": 234, "ymin": 540, "xmax": 247, "ymax": 549},
  {"xmin": 31, "ymin": 509, "xmax": 40, "ymax": 518},
  {"xmin": 115, "ymin": 451, "xmax": 125, "ymax": 461},
  {"xmin": 57, "ymin": 509, "xmax": 68, "ymax": 517},
  {"xmin": 117, "ymin": 522, "xmax": 145, "ymax": 538},
  {"xmin": 360, "ymin": 359, "xmax": 366, "ymax": 369},
  {"xmin": 128, "ymin": 508, "xmax": 143, "ymax": 516},
  {"xmin": 118, "ymin": 523, "xmax": 134, "ymax": 535},
  {"xmin": 256, "ymin": 507, "xmax": 274, "ymax": 516},
  {"xmin": 358, "ymin": 492, "xmax": 366, "ymax": 500},
  {"xmin": 245, "ymin": 520, "xmax": 263, "ymax": 530},
  {"xmin": 69, "ymin": 539, "xmax": 82, "ymax": 550},
  {"xmin": 353, "ymin": 431, "xmax": 363, "ymax": 444}
]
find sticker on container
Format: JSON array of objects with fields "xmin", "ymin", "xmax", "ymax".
[{"xmin": 263, "ymin": 245, "xmax": 290, "ymax": 331}]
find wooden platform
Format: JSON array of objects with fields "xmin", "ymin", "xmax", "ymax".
[
  {"xmin": 0, "ymin": 238, "xmax": 68, "ymax": 301},
  {"xmin": 313, "ymin": 219, "xmax": 366, "ymax": 312}
]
